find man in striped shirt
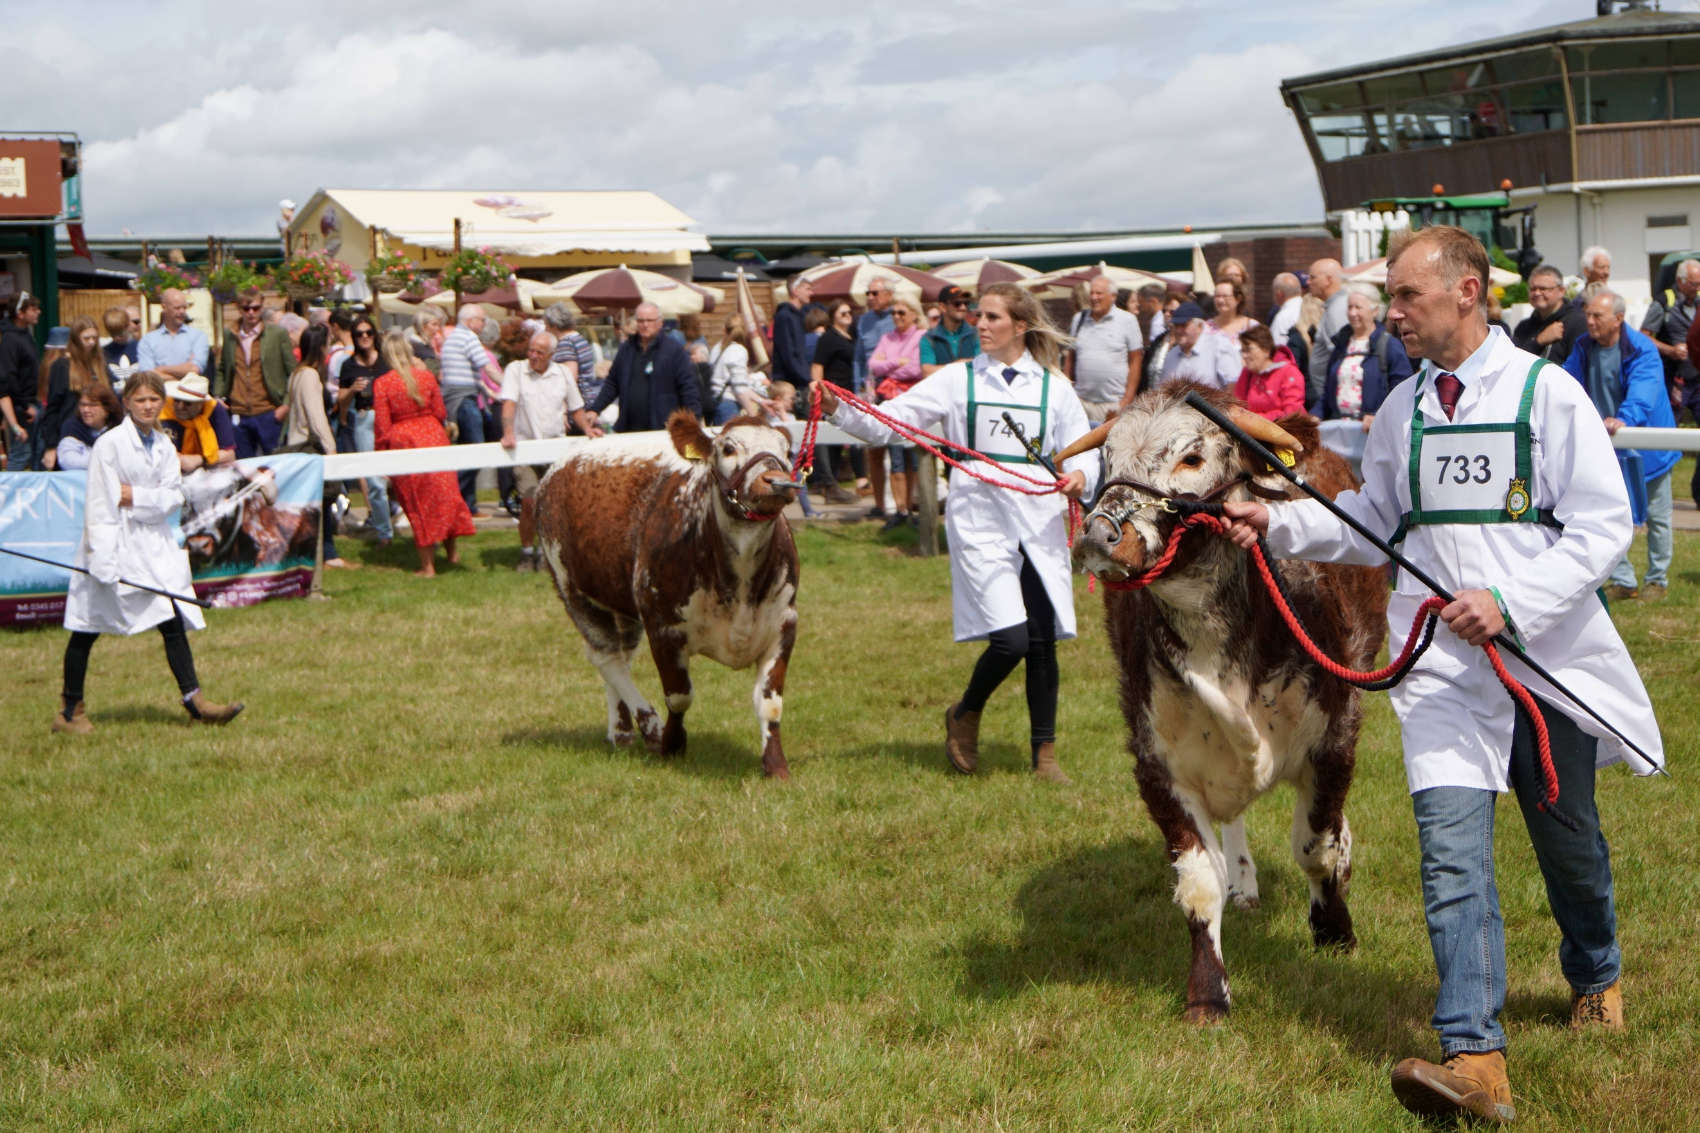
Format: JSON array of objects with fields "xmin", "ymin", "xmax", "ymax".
[
  {"xmin": 544, "ymin": 303, "xmax": 601, "ymax": 410},
  {"xmin": 441, "ymin": 304, "xmax": 504, "ymax": 513}
]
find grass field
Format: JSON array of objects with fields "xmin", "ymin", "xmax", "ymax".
[{"xmin": 3, "ymin": 501, "xmax": 1697, "ymax": 1130}]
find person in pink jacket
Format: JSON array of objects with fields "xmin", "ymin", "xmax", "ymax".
[
  {"xmin": 1233, "ymin": 325, "xmax": 1307, "ymax": 421},
  {"xmin": 867, "ymin": 296, "xmax": 926, "ymax": 527}
]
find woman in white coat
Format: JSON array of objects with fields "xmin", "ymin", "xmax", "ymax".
[
  {"xmin": 54, "ymin": 371, "xmax": 243, "ymax": 734},
  {"xmin": 817, "ymin": 283, "xmax": 1097, "ymax": 781}
]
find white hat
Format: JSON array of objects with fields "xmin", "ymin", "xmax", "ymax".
[
  {"xmin": 164, "ymin": 372, "xmax": 211, "ymax": 403},
  {"xmin": 279, "ymin": 198, "xmax": 296, "ymax": 211}
]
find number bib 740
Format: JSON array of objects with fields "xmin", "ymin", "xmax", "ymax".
[
  {"xmin": 973, "ymin": 403, "xmax": 1044, "ymax": 463},
  {"xmin": 1418, "ymin": 428, "xmax": 1518, "ymax": 512}
]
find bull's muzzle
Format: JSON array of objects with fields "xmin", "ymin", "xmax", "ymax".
[{"xmin": 1078, "ymin": 513, "xmax": 1147, "ymax": 579}]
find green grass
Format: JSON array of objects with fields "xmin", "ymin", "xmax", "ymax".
[{"xmin": 3, "ymin": 515, "xmax": 1696, "ymax": 1130}]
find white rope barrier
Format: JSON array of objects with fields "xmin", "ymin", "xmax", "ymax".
[{"xmin": 320, "ymin": 422, "xmax": 863, "ymax": 480}]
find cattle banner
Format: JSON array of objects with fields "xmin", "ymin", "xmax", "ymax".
[{"xmin": 0, "ymin": 454, "xmax": 324, "ymax": 629}]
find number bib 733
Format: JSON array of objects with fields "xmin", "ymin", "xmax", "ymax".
[{"xmin": 1417, "ymin": 428, "xmax": 1517, "ymax": 512}]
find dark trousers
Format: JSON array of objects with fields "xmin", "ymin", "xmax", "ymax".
[
  {"xmin": 959, "ymin": 551, "xmax": 1060, "ymax": 748},
  {"xmin": 61, "ymin": 612, "xmax": 199, "ymax": 706},
  {"xmin": 232, "ymin": 410, "xmax": 283, "ymax": 460}
]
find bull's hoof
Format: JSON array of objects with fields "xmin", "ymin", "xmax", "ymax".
[
  {"xmin": 609, "ymin": 729, "xmax": 636, "ymax": 747},
  {"xmin": 1183, "ymin": 1000, "xmax": 1229, "ymax": 1026},
  {"xmin": 1310, "ymin": 903, "xmax": 1357, "ymax": 952},
  {"xmin": 1229, "ymin": 891, "xmax": 1261, "ymax": 910},
  {"xmin": 763, "ymin": 761, "xmax": 790, "ymax": 780},
  {"xmin": 659, "ymin": 718, "xmax": 687, "ymax": 756},
  {"xmin": 635, "ymin": 709, "xmax": 664, "ymax": 752}
]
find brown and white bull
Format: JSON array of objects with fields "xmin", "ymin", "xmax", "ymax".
[
  {"xmin": 1067, "ymin": 382, "xmax": 1388, "ymax": 1023},
  {"xmin": 536, "ymin": 411, "xmax": 801, "ymax": 778}
]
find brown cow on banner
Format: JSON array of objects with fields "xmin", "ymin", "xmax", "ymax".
[
  {"xmin": 536, "ymin": 411, "xmax": 801, "ymax": 778},
  {"xmin": 1069, "ymin": 383, "xmax": 1388, "ymax": 1023}
]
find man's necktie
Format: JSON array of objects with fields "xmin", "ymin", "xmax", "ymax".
[
  {"xmin": 1003, "ymin": 366, "xmax": 1019, "ymax": 382},
  {"xmin": 1435, "ymin": 372, "xmax": 1462, "ymax": 421}
]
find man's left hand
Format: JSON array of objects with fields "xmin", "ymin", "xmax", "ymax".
[
  {"xmin": 1441, "ymin": 588, "xmax": 1505, "ymax": 647},
  {"xmin": 1603, "ymin": 416, "xmax": 1623, "ymax": 435},
  {"xmin": 1058, "ymin": 470, "xmax": 1087, "ymax": 499}
]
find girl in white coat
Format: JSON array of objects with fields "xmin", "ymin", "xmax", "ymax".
[
  {"xmin": 817, "ymin": 283, "xmax": 1097, "ymax": 781},
  {"xmin": 54, "ymin": 371, "xmax": 243, "ymax": 734}
]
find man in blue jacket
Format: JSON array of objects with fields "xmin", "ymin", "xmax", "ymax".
[
  {"xmin": 1563, "ymin": 289, "xmax": 1678, "ymax": 601},
  {"xmin": 590, "ymin": 302, "xmax": 701, "ymax": 433}
]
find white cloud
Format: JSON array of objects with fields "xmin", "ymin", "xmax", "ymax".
[{"xmin": 15, "ymin": 0, "xmax": 1617, "ymax": 237}]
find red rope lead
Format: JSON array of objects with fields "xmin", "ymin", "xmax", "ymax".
[
  {"xmin": 1095, "ymin": 512, "xmax": 1565, "ymax": 819},
  {"xmin": 801, "ymin": 380, "xmax": 1083, "ymax": 548}
]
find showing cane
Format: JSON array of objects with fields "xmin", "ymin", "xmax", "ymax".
[
  {"xmin": 1184, "ymin": 390, "xmax": 1665, "ymax": 775},
  {"xmin": 0, "ymin": 546, "xmax": 213, "ymax": 609},
  {"xmin": 1001, "ymin": 411, "xmax": 1060, "ymax": 478}
]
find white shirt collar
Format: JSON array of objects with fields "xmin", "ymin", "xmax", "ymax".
[
  {"xmin": 978, "ymin": 350, "xmax": 1041, "ymax": 383},
  {"xmin": 1422, "ymin": 324, "xmax": 1511, "ymax": 388}
]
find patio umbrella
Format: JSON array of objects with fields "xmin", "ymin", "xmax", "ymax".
[
  {"xmin": 1344, "ymin": 256, "xmax": 1521, "ymax": 288},
  {"xmin": 1190, "ymin": 246, "xmax": 1215, "ymax": 294},
  {"xmin": 535, "ymin": 265, "xmax": 718, "ymax": 316},
  {"xmin": 929, "ymin": 258, "xmax": 1039, "ymax": 295},
  {"xmin": 792, "ymin": 260, "xmax": 952, "ymax": 304},
  {"xmin": 420, "ymin": 278, "xmax": 553, "ymax": 314},
  {"xmin": 1019, "ymin": 261, "xmax": 1170, "ymax": 300},
  {"xmin": 735, "ymin": 268, "xmax": 770, "ymax": 370}
]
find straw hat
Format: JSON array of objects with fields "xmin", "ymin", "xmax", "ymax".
[{"xmin": 164, "ymin": 372, "xmax": 212, "ymax": 403}]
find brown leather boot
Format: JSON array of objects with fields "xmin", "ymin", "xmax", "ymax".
[
  {"xmin": 944, "ymin": 702, "xmax": 979, "ymax": 774},
  {"xmin": 184, "ymin": 690, "xmax": 245, "ymax": 725},
  {"xmin": 1391, "ymin": 1050, "xmax": 1515, "ymax": 1124},
  {"xmin": 1032, "ymin": 742, "xmax": 1071, "ymax": 784},
  {"xmin": 1571, "ymin": 981, "xmax": 1624, "ymax": 1030},
  {"xmin": 51, "ymin": 698, "xmax": 93, "ymax": 736}
]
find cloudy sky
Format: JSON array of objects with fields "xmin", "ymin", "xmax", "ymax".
[{"xmin": 15, "ymin": 0, "xmax": 1638, "ymax": 238}]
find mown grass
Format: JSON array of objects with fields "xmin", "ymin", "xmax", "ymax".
[{"xmin": 2, "ymin": 500, "xmax": 1696, "ymax": 1130}]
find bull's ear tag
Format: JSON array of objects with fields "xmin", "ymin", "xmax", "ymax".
[
  {"xmin": 1272, "ymin": 448, "xmax": 1296, "ymax": 468},
  {"xmin": 685, "ymin": 443, "xmax": 708, "ymax": 462}
]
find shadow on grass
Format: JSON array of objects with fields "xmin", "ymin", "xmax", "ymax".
[
  {"xmin": 498, "ymin": 724, "xmax": 768, "ymax": 781},
  {"xmin": 90, "ymin": 703, "xmax": 186, "ymax": 726},
  {"xmin": 960, "ymin": 837, "xmax": 1418, "ymax": 1062},
  {"xmin": 834, "ymin": 738, "xmax": 1033, "ymax": 773}
]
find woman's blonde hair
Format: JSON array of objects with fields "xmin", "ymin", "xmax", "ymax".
[
  {"xmin": 382, "ymin": 330, "xmax": 426, "ymax": 407},
  {"xmin": 720, "ymin": 313, "xmax": 750, "ymax": 350},
  {"xmin": 123, "ymin": 370, "xmax": 168, "ymax": 405},
  {"xmin": 978, "ymin": 282, "xmax": 1070, "ymax": 372},
  {"xmin": 66, "ymin": 316, "xmax": 105, "ymax": 392}
]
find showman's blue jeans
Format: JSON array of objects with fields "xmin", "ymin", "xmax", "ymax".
[{"xmin": 1411, "ymin": 699, "xmax": 1619, "ymax": 1056}]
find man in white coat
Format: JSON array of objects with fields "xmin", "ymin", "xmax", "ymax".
[{"xmin": 1222, "ymin": 226, "xmax": 1664, "ymax": 1125}]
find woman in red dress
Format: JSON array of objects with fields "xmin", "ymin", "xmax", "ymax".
[{"xmin": 374, "ymin": 331, "xmax": 477, "ymax": 577}]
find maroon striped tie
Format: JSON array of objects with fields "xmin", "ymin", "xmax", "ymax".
[{"xmin": 1435, "ymin": 372, "xmax": 1462, "ymax": 421}]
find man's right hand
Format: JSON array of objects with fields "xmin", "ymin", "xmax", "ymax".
[
  {"xmin": 815, "ymin": 385, "xmax": 839, "ymax": 415},
  {"xmin": 500, "ymin": 430, "xmax": 517, "ymax": 450},
  {"xmin": 1219, "ymin": 499, "xmax": 1268, "ymax": 549},
  {"xmin": 1535, "ymin": 321, "xmax": 1563, "ymax": 345}
]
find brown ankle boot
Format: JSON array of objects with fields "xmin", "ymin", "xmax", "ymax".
[
  {"xmin": 944, "ymin": 702, "xmax": 980, "ymax": 774},
  {"xmin": 184, "ymin": 690, "xmax": 245, "ymax": 725},
  {"xmin": 51, "ymin": 698, "xmax": 93, "ymax": 735},
  {"xmin": 1032, "ymin": 742, "xmax": 1071, "ymax": 784},
  {"xmin": 1391, "ymin": 1050, "xmax": 1515, "ymax": 1124},
  {"xmin": 1571, "ymin": 981, "xmax": 1624, "ymax": 1030}
]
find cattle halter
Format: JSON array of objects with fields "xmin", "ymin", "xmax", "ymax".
[{"xmin": 711, "ymin": 450, "xmax": 792, "ymax": 522}]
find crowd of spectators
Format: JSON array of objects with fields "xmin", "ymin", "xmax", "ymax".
[{"xmin": 1, "ymin": 237, "xmax": 1690, "ymax": 594}]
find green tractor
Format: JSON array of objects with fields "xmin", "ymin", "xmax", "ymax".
[{"xmin": 1364, "ymin": 192, "xmax": 1541, "ymax": 280}]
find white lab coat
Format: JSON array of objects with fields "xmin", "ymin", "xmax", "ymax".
[
  {"xmin": 830, "ymin": 353, "xmax": 1100, "ymax": 642},
  {"xmin": 63, "ymin": 416, "xmax": 205, "ymax": 636},
  {"xmin": 1268, "ymin": 327, "xmax": 1664, "ymax": 792}
]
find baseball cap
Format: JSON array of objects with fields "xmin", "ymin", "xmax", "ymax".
[
  {"xmin": 1170, "ymin": 301, "xmax": 1205, "ymax": 324},
  {"xmin": 937, "ymin": 285, "xmax": 969, "ymax": 305}
]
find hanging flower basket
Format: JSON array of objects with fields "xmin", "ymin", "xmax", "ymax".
[
  {"xmin": 206, "ymin": 259, "xmax": 262, "ymax": 305},
  {"xmin": 134, "ymin": 263, "xmax": 201, "ymax": 302},
  {"xmin": 439, "ymin": 246, "xmax": 513, "ymax": 295},
  {"xmin": 270, "ymin": 251, "xmax": 355, "ymax": 303},
  {"xmin": 364, "ymin": 251, "xmax": 427, "ymax": 295}
]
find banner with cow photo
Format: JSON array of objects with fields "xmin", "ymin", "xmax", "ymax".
[{"xmin": 0, "ymin": 453, "xmax": 324, "ymax": 629}]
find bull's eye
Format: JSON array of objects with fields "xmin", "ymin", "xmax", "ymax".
[
  {"xmin": 1180, "ymin": 453, "xmax": 1205, "ymax": 469},
  {"xmin": 720, "ymin": 441, "xmax": 735, "ymax": 455}
]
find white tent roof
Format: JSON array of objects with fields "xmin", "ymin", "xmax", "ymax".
[{"xmin": 298, "ymin": 189, "xmax": 711, "ymax": 257}]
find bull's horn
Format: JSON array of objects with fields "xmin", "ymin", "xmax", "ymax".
[
  {"xmin": 1057, "ymin": 421, "xmax": 1112, "ymax": 463},
  {"xmin": 1226, "ymin": 407, "xmax": 1303, "ymax": 454}
]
